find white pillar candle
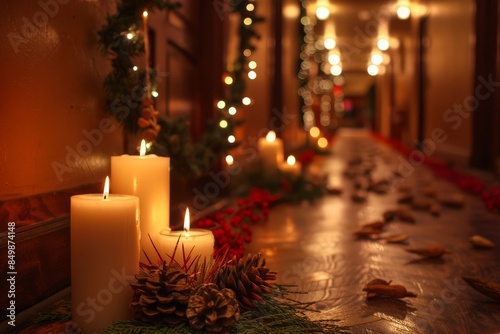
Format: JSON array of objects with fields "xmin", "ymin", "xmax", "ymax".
[
  {"xmin": 158, "ymin": 209, "xmax": 214, "ymax": 268},
  {"xmin": 111, "ymin": 140, "xmax": 170, "ymax": 263},
  {"xmin": 280, "ymin": 155, "xmax": 301, "ymax": 176},
  {"xmin": 258, "ymin": 131, "xmax": 284, "ymax": 170},
  {"xmin": 71, "ymin": 177, "xmax": 139, "ymax": 333}
]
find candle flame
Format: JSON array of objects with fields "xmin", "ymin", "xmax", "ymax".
[
  {"xmin": 183, "ymin": 208, "xmax": 190, "ymax": 237},
  {"xmin": 266, "ymin": 131, "xmax": 276, "ymax": 142},
  {"xmin": 143, "ymin": 10, "xmax": 148, "ymax": 17},
  {"xmin": 287, "ymin": 155, "xmax": 296, "ymax": 166},
  {"xmin": 140, "ymin": 139, "xmax": 146, "ymax": 156},
  {"xmin": 103, "ymin": 176, "xmax": 110, "ymax": 200}
]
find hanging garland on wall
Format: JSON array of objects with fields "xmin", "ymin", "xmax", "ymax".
[{"xmin": 98, "ymin": 0, "xmax": 264, "ymax": 178}]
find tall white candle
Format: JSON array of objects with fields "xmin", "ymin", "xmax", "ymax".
[
  {"xmin": 71, "ymin": 177, "xmax": 139, "ymax": 333},
  {"xmin": 258, "ymin": 131, "xmax": 284, "ymax": 170},
  {"xmin": 111, "ymin": 140, "xmax": 170, "ymax": 263},
  {"xmin": 158, "ymin": 208, "xmax": 214, "ymax": 268}
]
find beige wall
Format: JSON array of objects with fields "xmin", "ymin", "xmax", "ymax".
[
  {"xmin": 0, "ymin": 0, "xmax": 122, "ymax": 199},
  {"xmin": 422, "ymin": 0, "xmax": 475, "ymax": 164},
  {"xmin": 375, "ymin": 0, "xmax": 475, "ymax": 165}
]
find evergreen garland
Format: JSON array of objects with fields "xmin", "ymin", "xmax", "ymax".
[{"xmin": 98, "ymin": 0, "xmax": 264, "ymax": 178}]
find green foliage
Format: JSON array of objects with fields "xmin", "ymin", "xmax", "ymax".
[{"xmin": 98, "ymin": 0, "xmax": 180, "ymax": 133}]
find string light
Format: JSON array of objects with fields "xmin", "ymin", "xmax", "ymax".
[
  {"xmin": 317, "ymin": 137, "xmax": 328, "ymax": 148},
  {"xmin": 142, "ymin": 10, "xmax": 148, "ymax": 17},
  {"xmin": 219, "ymin": 120, "xmax": 228, "ymax": 128},
  {"xmin": 367, "ymin": 64, "xmax": 379, "ymax": 76},
  {"xmin": 309, "ymin": 126, "xmax": 320, "ymax": 138},
  {"xmin": 328, "ymin": 52, "xmax": 340, "ymax": 65},
  {"xmin": 243, "ymin": 18, "xmax": 252, "ymax": 25},
  {"xmin": 225, "ymin": 155, "xmax": 234, "ymax": 165},
  {"xmin": 217, "ymin": 100, "xmax": 226, "ymax": 109},
  {"xmin": 151, "ymin": 90, "xmax": 159, "ymax": 98},
  {"xmin": 324, "ymin": 38, "xmax": 336, "ymax": 50},
  {"xmin": 315, "ymin": 1, "xmax": 330, "ymax": 21},
  {"xmin": 331, "ymin": 64, "xmax": 342, "ymax": 76},
  {"xmin": 224, "ymin": 76, "xmax": 233, "ymax": 85},
  {"xmin": 132, "ymin": 66, "xmax": 138, "ymax": 71},
  {"xmin": 126, "ymin": 32, "xmax": 134, "ymax": 39},
  {"xmin": 248, "ymin": 61, "xmax": 257, "ymax": 69},
  {"xmin": 371, "ymin": 52, "xmax": 383, "ymax": 65},
  {"xmin": 243, "ymin": 49, "xmax": 252, "ymax": 57},
  {"xmin": 246, "ymin": 3, "xmax": 255, "ymax": 11},
  {"xmin": 228, "ymin": 135, "xmax": 236, "ymax": 143},
  {"xmin": 248, "ymin": 70, "xmax": 257, "ymax": 80},
  {"xmin": 242, "ymin": 97, "xmax": 251, "ymax": 105},
  {"xmin": 228, "ymin": 107, "xmax": 237, "ymax": 115},
  {"xmin": 396, "ymin": 0, "xmax": 411, "ymax": 20},
  {"xmin": 377, "ymin": 37, "xmax": 390, "ymax": 51}
]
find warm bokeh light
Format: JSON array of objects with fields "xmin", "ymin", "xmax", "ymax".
[
  {"xmin": 228, "ymin": 107, "xmax": 237, "ymax": 115},
  {"xmin": 248, "ymin": 61, "xmax": 257, "ymax": 69},
  {"xmin": 371, "ymin": 52, "xmax": 383, "ymax": 65},
  {"xmin": 248, "ymin": 70, "xmax": 257, "ymax": 80},
  {"xmin": 224, "ymin": 76, "xmax": 233, "ymax": 85},
  {"xmin": 316, "ymin": 6, "xmax": 330, "ymax": 20},
  {"xmin": 217, "ymin": 100, "xmax": 226, "ymax": 109},
  {"xmin": 225, "ymin": 155, "xmax": 234, "ymax": 165},
  {"xmin": 126, "ymin": 32, "xmax": 134, "ymax": 39},
  {"xmin": 331, "ymin": 64, "xmax": 342, "ymax": 76},
  {"xmin": 246, "ymin": 3, "xmax": 255, "ymax": 11},
  {"xmin": 317, "ymin": 137, "xmax": 328, "ymax": 148},
  {"xmin": 142, "ymin": 10, "xmax": 148, "ymax": 17},
  {"xmin": 242, "ymin": 97, "xmax": 251, "ymax": 105},
  {"xmin": 328, "ymin": 52, "xmax": 341, "ymax": 65},
  {"xmin": 151, "ymin": 90, "xmax": 159, "ymax": 98},
  {"xmin": 287, "ymin": 155, "xmax": 296, "ymax": 166},
  {"xmin": 243, "ymin": 49, "xmax": 252, "ymax": 57},
  {"xmin": 132, "ymin": 65, "xmax": 138, "ymax": 71},
  {"xmin": 309, "ymin": 126, "xmax": 320, "ymax": 138},
  {"xmin": 219, "ymin": 120, "xmax": 228, "ymax": 128},
  {"xmin": 324, "ymin": 38, "xmax": 336, "ymax": 50},
  {"xmin": 243, "ymin": 17, "xmax": 252, "ymax": 25},
  {"xmin": 377, "ymin": 37, "xmax": 390, "ymax": 51},
  {"xmin": 396, "ymin": 1, "xmax": 411, "ymax": 20},
  {"xmin": 367, "ymin": 64, "xmax": 379, "ymax": 76},
  {"xmin": 228, "ymin": 135, "xmax": 236, "ymax": 143}
]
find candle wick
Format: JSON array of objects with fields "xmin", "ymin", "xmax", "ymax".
[
  {"xmin": 184, "ymin": 228, "xmax": 190, "ymax": 238},
  {"xmin": 103, "ymin": 193, "xmax": 108, "ymax": 200}
]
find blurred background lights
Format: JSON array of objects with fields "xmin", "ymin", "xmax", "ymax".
[
  {"xmin": 225, "ymin": 155, "xmax": 234, "ymax": 165},
  {"xmin": 228, "ymin": 135, "xmax": 236, "ymax": 143},
  {"xmin": 248, "ymin": 61, "xmax": 257, "ymax": 69},
  {"xmin": 217, "ymin": 100, "xmax": 226, "ymax": 109},
  {"xmin": 309, "ymin": 126, "xmax": 320, "ymax": 138},
  {"xmin": 219, "ymin": 120, "xmax": 228, "ymax": 128},
  {"xmin": 377, "ymin": 37, "xmax": 390, "ymax": 51},
  {"xmin": 228, "ymin": 107, "xmax": 237, "ymax": 115},
  {"xmin": 324, "ymin": 38, "xmax": 336, "ymax": 50},
  {"xmin": 331, "ymin": 64, "xmax": 342, "ymax": 76},
  {"xmin": 317, "ymin": 137, "xmax": 328, "ymax": 148},
  {"xmin": 248, "ymin": 70, "xmax": 257, "ymax": 80},
  {"xmin": 367, "ymin": 64, "xmax": 379, "ymax": 76},
  {"xmin": 224, "ymin": 76, "xmax": 233, "ymax": 85},
  {"xmin": 242, "ymin": 97, "xmax": 251, "ymax": 105}
]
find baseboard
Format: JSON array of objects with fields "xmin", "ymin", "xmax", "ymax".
[{"xmin": 432, "ymin": 142, "xmax": 471, "ymax": 166}]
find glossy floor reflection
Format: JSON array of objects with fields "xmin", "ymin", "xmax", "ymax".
[{"xmin": 246, "ymin": 129, "xmax": 500, "ymax": 334}]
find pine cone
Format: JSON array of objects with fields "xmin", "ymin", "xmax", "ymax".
[
  {"xmin": 216, "ymin": 253, "xmax": 277, "ymax": 310},
  {"xmin": 130, "ymin": 262, "xmax": 192, "ymax": 324},
  {"xmin": 187, "ymin": 283, "xmax": 240, "ymax": 332}
]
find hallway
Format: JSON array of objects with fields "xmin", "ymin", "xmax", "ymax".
[{"xmin": 246, "ymin": 129, "xmax": 500, "ymax": 333}]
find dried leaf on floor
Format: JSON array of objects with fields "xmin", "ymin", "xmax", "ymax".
[
  {"xmin": 405, "ymin": 245, "xmax": 450, "ymax": 258},
  {"xmin": 363, "ymin": 278, "xmax": 417, "ymax": 299},
  {"xmin": 462, "ymin": 276, "xmax": 500, "ymax": 302},
  {"xmin": 470, "ymin": 235, "xmax": 495, "ymax": 249}
]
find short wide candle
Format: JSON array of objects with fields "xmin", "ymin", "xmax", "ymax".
[
  {"xmin": 71, "ymin": 178, "xmax": 139, "ymax": 333},
  {"xmin": 111, "ymin": 141, "xmax": 170, "ymax": 262},
  {"xmin": 158, "ymin": 209, "xmax": 214, "ymax": 267}
]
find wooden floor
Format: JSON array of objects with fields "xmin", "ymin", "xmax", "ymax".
[
  {"xmin": 11, "ymin": 129, "xmax": 500, "ymax": 334},
  {"xmin": 246, "ymin": 129, "xmax": 500, "ymax": 334}
]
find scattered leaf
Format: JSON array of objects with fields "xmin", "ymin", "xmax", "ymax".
[
  {"xmin": 406, "ymin": 245, "xmax": 450, "ymax": 258},
  {"xmin": 363, "ymin": 278, "xmax": 417, "ymax": 299},
  {"xmin": 384, "ymin": 234, "xmax": 409, "ymax": 243},
  {"xmin": 440, "ymin": 193, "xmax": 465, "ymax": 208},
  {"xmin": 462, "ymin": 277, "xmax": 500, "ymax": 302},
  {"xmin": 470, "ymin": 235, "xmax": 495, "ymax": 249}
]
